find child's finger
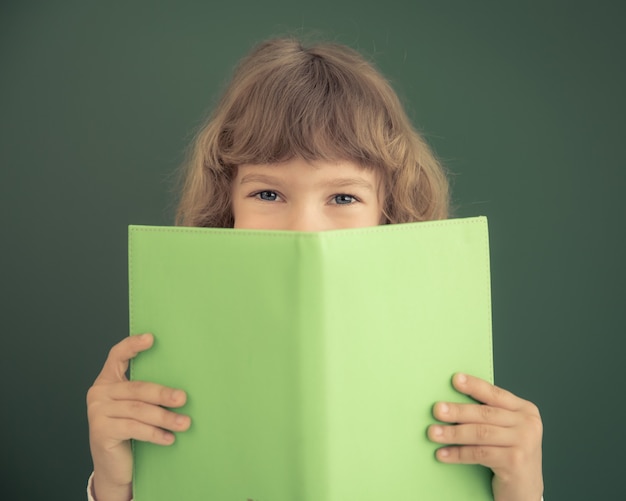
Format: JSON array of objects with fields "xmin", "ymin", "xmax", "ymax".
[
  {"xmin": 95, "ymin": 334, "xmax": 154, "ymax": 384},
  {"xmin": 432, "ymin": 401, "xmax": 518, "ymax": 427},
  {"xmin": 452, "ymin": 373, "xmax": 529, "ymax": 412},
  {"xmin": 105, "ymin": 400, "xmax": 191, "ymax": 433},
  {"xmin": 434, "ymin": 444, "xmax": 508, "ymax": 470},
  {"xmin": 105, "ymin": 417, "xmax": 179, "ymax": 446},
  {"xmin": 428, "ymin": 423, "xmax": 516, "ymax": 448},
  {"xmin": 102, "ymin": 381, "xmax": 188, "ymax": 408}
]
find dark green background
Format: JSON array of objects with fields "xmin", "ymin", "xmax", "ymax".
[{"xmin": 1, "ymin": 1, "xmax": 624, "ymax": 499}]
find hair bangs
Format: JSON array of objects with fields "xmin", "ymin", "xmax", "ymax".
[{"xmin": 216, "ymin": 44, "xmax": 395, "ymax": 171}]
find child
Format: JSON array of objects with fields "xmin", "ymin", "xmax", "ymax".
[{"xmin": 86, "ymin": 38, "xmax": 544, "ymax": 501}]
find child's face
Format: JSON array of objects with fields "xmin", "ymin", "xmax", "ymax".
[{"xmin": 231, "ymin": 157, "xmax": 383, "ymax": 231}]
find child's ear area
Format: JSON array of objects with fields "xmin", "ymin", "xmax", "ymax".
[
  {"xmin": 228, "ymin": 166, "xmax": 238, "ymax": 229},
  {"xmin": 228, "ymin": 196, "xmax": 238, "ymax": 229},
  {"xmin": 229, "ymin": 164, "xmax": 240, "ymax": 189},
  {"xmin": 375, "ymin": 175, "xmax": 389, "ymax": 226}
]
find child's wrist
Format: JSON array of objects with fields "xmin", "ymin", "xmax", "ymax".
[{"xmin": 92, "ymin": 471, "xmax": 132, "ymax": 501}]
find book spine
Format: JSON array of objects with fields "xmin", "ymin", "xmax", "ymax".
[{"xmin": 296, "ymin": 235, "xmax": 328, "ymax": 501}]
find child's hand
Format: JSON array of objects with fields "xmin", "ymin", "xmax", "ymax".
[
  {"xmin": 428, "ymin": 373, "xmax": 543, "ymax": 501},
  {"xmin": 87, "ymin": 334, "xmax": 191, "ymax": 501}
]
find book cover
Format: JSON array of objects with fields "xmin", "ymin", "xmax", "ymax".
[{"xmin": 129, "ymin": 216, "xmax": 494, "ymax": 500}]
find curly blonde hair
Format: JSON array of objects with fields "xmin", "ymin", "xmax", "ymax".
[{"xmin": 176, "ymin": 38, "xmax": 449, "ymax": 227}]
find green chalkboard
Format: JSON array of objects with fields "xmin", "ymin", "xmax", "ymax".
[{"xmin": 1, "ymin": 1, "xmax": 624, "ymax": 499}]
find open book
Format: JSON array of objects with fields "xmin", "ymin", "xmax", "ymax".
[{"xmin": 129, "ymin": 217, "xmax": 494, "ymax": 500}]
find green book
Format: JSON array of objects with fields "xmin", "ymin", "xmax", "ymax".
[{"xmin": 129, "ymin": 217, "xmax": 494, "ymax": 500}]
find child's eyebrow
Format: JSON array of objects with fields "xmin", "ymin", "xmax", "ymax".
[
  {"xmin": 239, "ymin": 173, "xmax": 282, "ymax": 185},
  {"xmin": 321, "ymin": 177, "xmax": 375, "ymax": 192},
  {"xmin": 238, "ymin": 173, "xmax": 375, "ymax": 192}
]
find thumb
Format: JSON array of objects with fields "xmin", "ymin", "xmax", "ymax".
[{"xmin": 95, "ymin": 333, "xmax": 154, "ymax": 384}]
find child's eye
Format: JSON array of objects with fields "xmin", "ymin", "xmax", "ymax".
[
  {"xmin": 332, "ymin": 194, "xmax": 357, "ymax": 205},
  {"xmin": 255, "ymin": 190, "xmax": 279, "ymax": 201}
]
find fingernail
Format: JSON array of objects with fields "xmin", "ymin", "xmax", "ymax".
[
  {"xmin": 175, "ymin": 414, "xmax": 189, "ymax": 426},
  {"xmin": 163, "ymin": 431, "xmax": 175, "ymax": 443},
  {"xmin": 432, "ymin": 425, "xmax": 443, "ymax": 437},
  {"xmin": 439, "ymin": 403, "xmax": 449, "ymax": 414},
  {"xmin": 438, "ymin": 448, "xmax": 450, "ymax": 458},
  {"xmin": 457, "ymin": 373, "xmax": 467, "ymax": 384},
  {"xmin": 172, "ymin": 389, "xmax": 184, "ymax": 401}
]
